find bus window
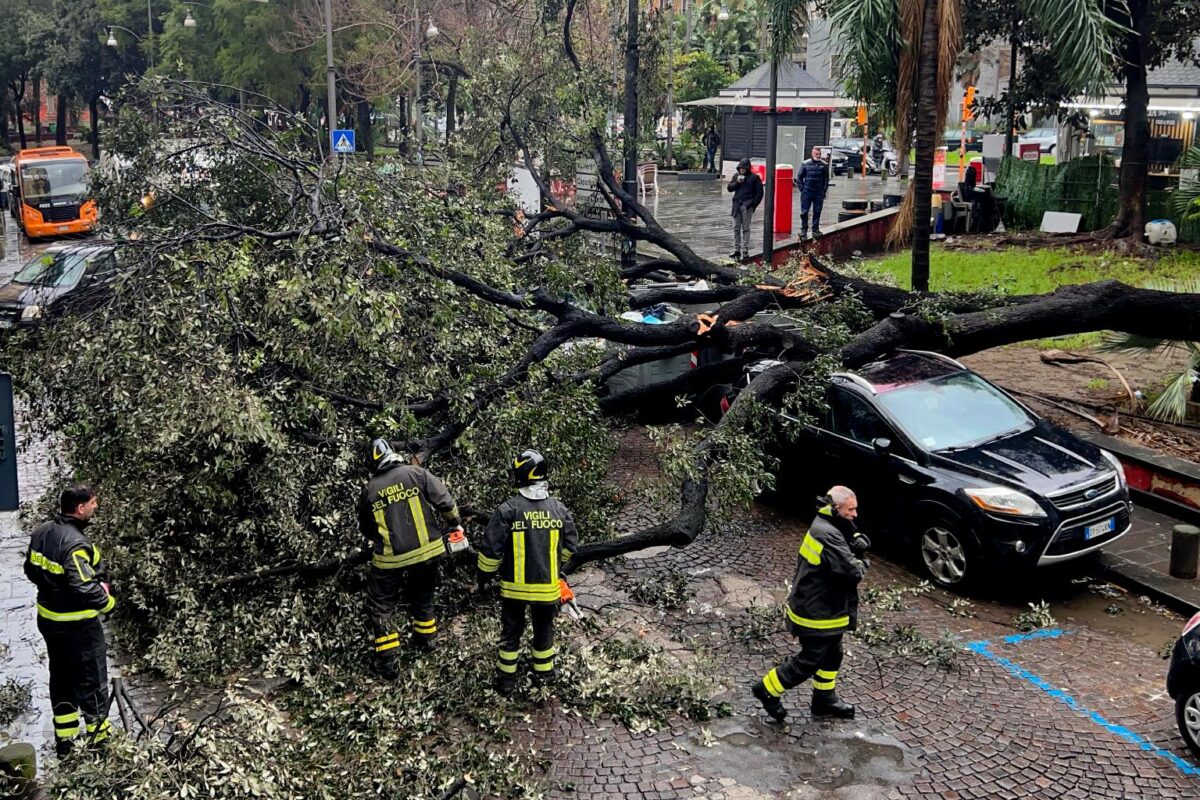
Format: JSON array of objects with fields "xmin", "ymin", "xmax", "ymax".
[{"xmin": 20, "ymin": 160, "xmax": 89, "ymax": 204}]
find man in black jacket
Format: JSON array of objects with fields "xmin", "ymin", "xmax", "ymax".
[
  {"xmin": 24, "ymin": 485, "xmax": 115, "ymax": 757},
  {"xmin": 796, "ymin": 146, "xmax": 830, "ymax": 238},
  {"xmin": 727, "ymin": 157, "xmax": 764, "ymax": 260},
  {"xmin": 703, "ymin": 128, "xmax": 722, "ymax": 173},
  {"xmin": 752, "ymin": 486, "xmax": 869, "ymax": 722},
  {"xmin": 359, "ymin": 439, "xmax": 463, "ymax": 678},
  {"xmin": 477, "ymin": 450, "xmax": 579, "ymax": 696}
]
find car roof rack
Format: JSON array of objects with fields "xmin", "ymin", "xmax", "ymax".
[
  {"xmin": 895, "ymin": 349, "xmax": 968, "ymax": 371},
  {"xmin": 830, "ymin": 372, "xmax": 876, "ymax": 393}
]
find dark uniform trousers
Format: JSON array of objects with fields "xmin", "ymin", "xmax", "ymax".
[
  {"xmin": 762, "ymin": 633, "xmax": 844, "ymax": 698},
  {"xmin": 39, "ymin": 617, "xmax": 111, "ymax": 749},
  {"xmin": 496, "ymin": 598, "xmax": 558, "ymax": 686},
  {"xmin": 364, "ymin": 562, "xmax": 439, "ymax": 667}
]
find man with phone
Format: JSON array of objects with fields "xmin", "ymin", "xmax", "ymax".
[{"xmin": 727, "ymin": 157, "xmax": 764, "ymax": 260}]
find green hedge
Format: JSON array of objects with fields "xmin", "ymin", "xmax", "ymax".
[{"xmin": 995, "ymin": 154, "xmax": 1200, "ymax": 241}]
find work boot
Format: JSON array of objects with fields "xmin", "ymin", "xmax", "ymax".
[
  {"xmin": 55, "ymin": 739, "xmax": 74, "ymax": 759},
  {"xmin": 800, "ymin": 226, "xmax": 808, "ymax": 240},
  {"xmin": 751, "ymin": 681, "xmax": 788, "ymax": 722},
  {"xmin": 371, "ymin": 655, "xmax": 400, "ymax": 681},
  {"xmin": 729, "ymin": 251, "xmax": 742, "ymax": 261},
  {"xmin": 811, "ymin": 689, "xmax": 855, "ymax": 719},
  {"xmin": 412, "ymin": 634, "xmax": 438, "ymax": 653},
  {"xmin": 531, "ymin": 670, "xmax": 557, "ymax": 689},
  {"xmin": 813, "ymin": 227, "xmax": 823, "ymax": 237},
  {"xmin": 494, "ymin": 674, "xmax": 516, "ymax": 697}
]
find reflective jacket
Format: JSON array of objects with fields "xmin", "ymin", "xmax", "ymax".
[
  {"xmin": 785, "ymin": 506, "xmax": 865, "ymax": 637},
  {"xmin": 477, "ymin": 494, "xmax": 579, "ymax": 604},
  {"xmin": 358, "ymin": 464, "xmax": 461, "ymax": 569},
  {"xmin": 24, "ymin": 515, "xmax": 115, "ymax": 624},
  {"xmin": 795, "ymin": 158, "xmax": 829, "ymax": 196}
]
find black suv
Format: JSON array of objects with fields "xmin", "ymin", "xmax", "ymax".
[
  {"xmin": 0, "ymin": 244, "xmax": 118, "ymax": 327},
  {"xmin": 1168, "ymin": 612, "xmax": 1200, "ymax": 757},
  {"xmin": 779, "ymin": 351, "xmax": 1131, "ymax": 588}
]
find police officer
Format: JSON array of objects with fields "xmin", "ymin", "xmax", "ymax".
[
  {"xmin": 796, "ymin": 146, "xmax": 829, "ymax": 239},
  {"xmin": 477, "ymin": 450, "xmax": 578, "ymax": 696},
  {"xmin": 359, "ymin": 439, "xmax": 463, "ymax": 678},
  {"xmin": 752, "ymin": 486, "xmax": 869, "ymax": 721},
  {"xmin": 24, "ymin": 485, "xmax": 115, "ymax": 756}
]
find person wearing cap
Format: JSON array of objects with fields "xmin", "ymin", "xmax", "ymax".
[
  {"xmin": 359, "ymin": 439, "xmax": 463, "ymax": 678},
  {"xmin": 477, "ymin": 450, "xmax": 579, "ymax": 696}
]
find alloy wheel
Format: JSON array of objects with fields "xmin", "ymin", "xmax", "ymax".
[
  {"xmin": 921, "ymin": 526, "xmax": 968, "ymax": 585},
  {"xmin": 1185, "ymin": 693, "xmax": 1200, "ymax": 748}
]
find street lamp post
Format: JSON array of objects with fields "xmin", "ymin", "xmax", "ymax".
[
  {"xmin": 621, "ymin": 0, "xmax": 640, "ymax": 270},
  {"xmin": 323, "ymin": 0, "xmax": 338, "ymax": 156}
]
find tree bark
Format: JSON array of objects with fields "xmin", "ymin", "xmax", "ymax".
[
  {"xmin": 32, "ymin": 78, "xmax": 42, "ymax": 146},
  {"xmin": 88, "ymin": 95, "xmax": 101, "ymax": 160},
  {"xmin": 0, "ymin": 89, "xmax": 9, "ymax": 151},
  {"xmin": 445, "ymin": 75, "xmax": 457, "ymax": 142},
  {"xmin": 55, "ymin": 94, "xmax": 68, "ymax": 146},
  {"xmin": 1110, "ymin": 0, "xmax": 1150, "ymax": 239},
  {"xmin": 910, "ymin": 0, "xmax": 940, "ymax": 293},
  {"xmin": 1002, "ymin": 13, "xmax": 1018, "ymax": 158},
  {"xmin": 11, "ymin": 78, "xmax": 27, "ymax": 150},
  {"xmin": 356, "ymin": 98, "xmax": 374, "ymax": 160}
]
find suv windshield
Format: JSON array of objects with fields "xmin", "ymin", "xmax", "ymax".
[
  {"xmin": 13, "ymin": 252, "xmax": 89, "ymax": 288},
  {"xmin": 874, "ymin": 371, "xmax": 1033, "ymax": 452},
  {"xmin": 19, "ymin": 159, "xmax": 89, "ymax": 204}
]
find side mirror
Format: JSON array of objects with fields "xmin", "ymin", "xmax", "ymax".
[{"xmin": 872, "ymin": 437, "xmax": 892, "ymax": 455}]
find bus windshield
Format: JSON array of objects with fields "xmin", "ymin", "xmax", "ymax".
[{"xmin": 20, "ymin": 159, "xmax": 89, "ymax": 205}]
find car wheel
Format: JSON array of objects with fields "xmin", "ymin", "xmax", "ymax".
[
  {"xmin": 1047, "ymin": 144, "xmax": 1056, "ymax": 154},
  {"xmin": 1177, "ymin": 690, "xmax": 1200, "ymax": 758},
  {"xmin": 918, "ymin": 522, "xmax": 974, "ymax": 589}
]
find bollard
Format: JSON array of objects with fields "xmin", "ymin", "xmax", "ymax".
[
  {"xmin": 1170, "ymin": 524, "xmax": 1200, "ymax": 580},
  {"xmin": 0, "ymin": 742, "xmax": 36, "ymax": 799}
]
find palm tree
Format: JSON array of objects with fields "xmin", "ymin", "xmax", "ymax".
[
  {"xmin": 759, "ymin": 0, "xmax": 809, "ymax": 258},
  {"xmin": 825, "ymin": 0, "xmax": 1118, "ymax": 291}
]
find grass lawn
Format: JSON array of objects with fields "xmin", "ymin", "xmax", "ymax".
[
  {"xmin": 906, "ymin": 150, "xmax": 1056, "ymax": 166},
  {"xmin": 855, "ymin": 245, "xmax": 1200, "ymax": 349}
]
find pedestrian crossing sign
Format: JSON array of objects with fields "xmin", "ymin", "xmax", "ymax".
[{"xmin": 332, "ymin": 129, "xmax": 356, "ymax": 154}]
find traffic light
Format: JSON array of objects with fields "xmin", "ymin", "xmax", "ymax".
[{"xmin": 963, "ymin": 86, "xmax": 976, "ymax": 121}]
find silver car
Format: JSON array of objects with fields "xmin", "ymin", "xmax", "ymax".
[{"xmin": 1019, "ymin": 128, "xmax": 1059, "ymax": 154}]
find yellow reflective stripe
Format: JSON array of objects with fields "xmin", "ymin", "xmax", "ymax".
[
  {"xmin": 785, "ymin": 606, "xmax": 849, "ymax": 630},
  {"xmin": 411, "ymin": 619, "xmax": 436, "ymax": 632},
  {"xmin": 496, "ymin": 661, "xmax": 517, "ymax": 673},
  {"xmin": 815, "ymin": 669, "xmax": 837, "ymax": 680},
  {"xmin": 549, "ymin": 529, "xmax": 559, "ymax": 584},
  {"xmin": 532, "ymin": 660, "xmax": 555, "ymax": 672},
  {"xmin": 71, "ymin": 549, "xmax": 93, "ymax": 581},
  {"xmin": 375, "ymin": 641, "xmax": 400, "ymax": 652},
  {"xmin": 37, "ymin": 604, "xmax": 100, "ymax": 622},
  {"xmin": 54, "ymin": 711, "xmax": 80, "ymax": 724},
  {"xmin": 498, "ymin": 649, "xmax": 520, "ymax": 661},
  {"xmin": 100, "ymin": 594, "xmax": 116, "ymax": 614},
  {"xmin": 409, "ymin": 496, "xmax": 430, "ymax": 546},
  {"xmin": 28, "ymin": 551, "xmax": 64, "ymax": 574},
  {"xmin": 86, "ymin": 719, "xmax": 111, "ymax": 733},
  {"xmin": 477, "ymin": 553, "xmax": 501, "ymax": 573},
  {"xmin": 375, "ymin": 509, "xmax": 393, "ymax": 557},
  {"xmin": 763, "ymin": 669, "xmax": 785, "ymax": 697},
  {"xmin": 91, "ymin": 545, "xmax": 101, "ymax": 566},
  {"xmin": 560, "ymin": 548, "xmax": 573, "ymax": 564},
  {"xmin": 531, "ymin": 646, "xmax": 555, "ymax": 659},
  {"xmin": 513, "ymin": 532, "xmax": 526, "ymax": 585},
  {"xmin": 798, "ymin": 533, "xmax": 823, "ymax": 566},
  {"xmin": 812, "ymin": 676, "xmax": 836, "ymax": 690},
  {"xmin": 818, "ymin": 505, "xmax": 833, "ymax": 517},
  {"xmin": 372, "ymin": 537, "xmax": 446, "ymax": 568},
  {"xmin": 54, "ymin": 726, "xmax": 79, "ymax": 738},
  {"xmin": 443, "ymin": 505, "xmax": 460, "ymax": 522},
  {"xmin": 374, "ymin": 633, "xmax": 399, "ymax": 644},
  {"xmin": 500, "ymin": 582, "xmax": 559, "ymax": 602}
]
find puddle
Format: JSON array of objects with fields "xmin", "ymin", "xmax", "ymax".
[{"xmin": 681, "ymin": 716, "xmax": 914, "ymax": 794}]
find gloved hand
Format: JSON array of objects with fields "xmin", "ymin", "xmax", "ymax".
[{"xmin": 849, "ymin": 532, "xmax": 871, "ymax": 557}]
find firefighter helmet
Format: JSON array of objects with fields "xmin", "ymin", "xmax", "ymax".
[
  {"xmin": 370, "ymin": 438, "xmax": 404, "ymax": 474},
  {"xmin": 511, "ymin": 449, "xmax": 548, "ymax": 487}
]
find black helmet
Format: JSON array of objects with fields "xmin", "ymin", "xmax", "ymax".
[
  {"xmin": 511, "ymin": 449, "xmax": 548, "ymax": 487},
  {"xmin": 370, "ymin": 438, "xmax": 404, "ymax": 474}
]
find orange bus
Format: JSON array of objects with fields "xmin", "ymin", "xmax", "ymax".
[{"xmin": 7, "ymin": 147, "xmax": 98, "ymax": 239}]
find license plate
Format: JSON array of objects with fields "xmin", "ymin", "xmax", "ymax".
[
  {"xmin": 57, "ymin": 226, "xmax": 69, "ymax": 232},
  {"xmin": 0, "ymin": 320, "xmax": 11, "ymax": 329},
  {"xmin": 1085, "ymin": 517, "xmax": 1115, "ymax": 540}
]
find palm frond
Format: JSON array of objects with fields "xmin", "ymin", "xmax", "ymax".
[
  {"xmin": 765, "ymin": 0, "xmax": 809, "ymax": 66},
  {"xmin": 1145, "ymin": 360, "xmax": 1199, "ymax": 424},
  {"xmin": 886, "ymin": 182, "xmax": 916, "ymax": 248},
  {"xmin": 1097, "ymin": 331, "xmax": 1169, "ymax": 355},
  {"xmin": 827, "ymin": 0, "xmax": 903, "ymax": 108},
  {"xmin": 1170, "ymin": 146, "xmax": 1200, "ymax": 222},
  {"xmin": 894, "ymin": 0, "xmax": 924, "ymax": 154},
  {"xmin": 1018, "ymin": 0, "xmax": 1125, "ymax": 97},
  {"xmin": 934, "ymin": 0, "xmax": 962, "ymax": 138}
]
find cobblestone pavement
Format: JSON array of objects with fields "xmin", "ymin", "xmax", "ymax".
[{"xmin": 521, "ymin": 428, "xmax": 1200, "ymax": 799}]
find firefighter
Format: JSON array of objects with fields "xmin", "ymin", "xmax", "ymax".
[
  {"xmin": 477, "ymin": 450, "xmax": 578, "ymax": 696},
  {"xmin": 752, "ymin": 486, "xmax": 869, "ymax": 721},
  {"xmin": 359, "ymin": 439, "xmax": 463, "ymax": 679},
  {"xmin": 23, "ymin": 485, "xmax": 115, "ymax": 757}
]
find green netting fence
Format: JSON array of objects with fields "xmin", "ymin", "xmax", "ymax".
[{"xmin": 994, "ymin": 155, "xmax": 1200, "ymax": 241}]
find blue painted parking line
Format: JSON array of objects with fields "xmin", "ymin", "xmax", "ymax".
[{"xmin": 966, "ymin": 628, "xmax": 1200, "ymax": 778}]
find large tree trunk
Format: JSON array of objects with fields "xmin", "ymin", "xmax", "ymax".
[
  {"xmin": 32, "ymin": 78, "xmax": 42, "ymax": 146},
  {"xmin": 445, "ymin": 75, "xmax": 457, "ymax": 142},
  {"xmin": 1110, "ymin": 0, "xmax": 1150, "ymax": 239},
  {"xmin": 0, "ymin": 90, "xmax": 10, "ymax": 151},
  {"xmin": 54, "ymin": 94, "xmax": 68, "ymax": 146},
  {"xmin": 88, "ymin": 95, "xmax": 101, "ymax": 160},
  {"xmin": 910, "ymin": 0, "xmax": 940, "ymax": 292},
  {"xmin": 12, "ymin": 80, "xmax": 28, "ymax": 150},
  {"xmin": 355, "ymin": 98, "xmax": 374, "ymax": 160}
]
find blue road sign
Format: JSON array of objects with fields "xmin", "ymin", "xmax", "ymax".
[{"xmin": 332, "ymin": 129, "xmax": 356, "ymax": 154}]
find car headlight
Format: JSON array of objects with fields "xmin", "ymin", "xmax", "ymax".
[
  {"xmin": 20, "ymin": 305, "xmax": 41, "ymax": 322},
  {"xmin": 1100, "ymin": 449, "xmax": 1127, "ymax": 489},
  {"xmin": 963, "ymin": 486, "xmax": 1047, "ymax": 518}
]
